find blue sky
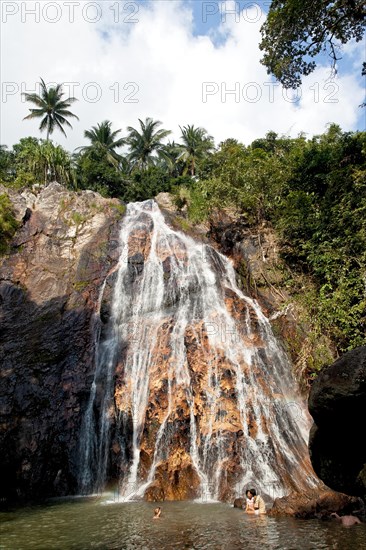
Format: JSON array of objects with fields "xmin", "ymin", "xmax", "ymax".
[{"xmin": 1, "ymin": 0, "xmax": 364, "ymax": 150}]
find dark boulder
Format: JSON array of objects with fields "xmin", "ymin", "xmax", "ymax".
[{"xmin": 308, "ymin": 346, "xmax": 366, "ymax": 501}]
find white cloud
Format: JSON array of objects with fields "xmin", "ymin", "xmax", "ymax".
[{"xmin": 0, "ymin": 0, "xmax": 364, "ymax": 151}]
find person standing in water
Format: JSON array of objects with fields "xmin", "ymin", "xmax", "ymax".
[
  {"xmin": 245, "ymin": 489, "xmax": 266, "ymax": 515},
  {"xmin": 153, "ymin": 507, "xmax": 162, "ymax": 519},
  {"xmin": 245, "ymin": 490, "xmax": 255, "ymax": 513}
]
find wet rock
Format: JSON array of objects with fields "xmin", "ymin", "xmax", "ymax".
[
  {"xmin": 233, "ymin": 498, "xmax": 245, "ymax": 509},
  {"xmin": 144, "ymin": 450, "xmax": 201, "ymax": 501},
  {"xmin": 144, "ymin": 482, "xmax": 165, "ymax": 502},
  {"xmin": 308, "ymin": 346, "xmax": 366, "ymax": 501},
  {"xmin": 269, "ymin": 488, "xmax": 364, "ymax": 519},
  {"xmin": 127, "ymin": 252, "xmax": 145, "ymax": 282},
  {"xmin": 1, "ymin": 191, "xmax": 323, "ymax": 506}
]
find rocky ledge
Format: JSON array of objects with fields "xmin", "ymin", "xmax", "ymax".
[{"xmin": 268, "ymin": 488, "xmax": 364, "ymax": 519}]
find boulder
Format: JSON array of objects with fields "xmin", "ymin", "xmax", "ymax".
[
  {"xmin": 269, "ymin": 488, "xmax": 364, "ymax": 519},
  {"xmin": 233, "ymin": 498, "xmax": 245, "ymax": 509},
  {"xmin": 308, "ymin": 346, "xmax": 366, "ymax": 501}
]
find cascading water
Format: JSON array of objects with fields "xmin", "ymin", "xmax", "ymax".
[{"xmin": 78, "ymin": 200, "xmax": 319, "ymax": 501}]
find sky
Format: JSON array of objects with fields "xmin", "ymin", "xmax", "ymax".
[{"xmin": 0, "ymin": 0, "xmax": 365, "ymax": 151}]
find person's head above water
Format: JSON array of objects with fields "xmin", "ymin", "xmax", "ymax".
[
  {"xmin": 246, "ymin": 489, "xmax": 257, "ymax": 498},
  {"xmin": 153, "ymin": 507, "xmax": 161, "ymax": 519}
]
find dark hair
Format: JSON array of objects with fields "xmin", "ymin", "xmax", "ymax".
[{"xmin": 249, "ymin": 488, "xmax": 257, "ymax": 496}]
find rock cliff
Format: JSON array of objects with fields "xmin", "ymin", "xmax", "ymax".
[{"xmin": 0, "ymin": 183, "xmax": 123, "ymax": 501}]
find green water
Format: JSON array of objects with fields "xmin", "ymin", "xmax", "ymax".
[{"xmin": 1, "ymin": 498, "xmax": 365, "ymax": 550}]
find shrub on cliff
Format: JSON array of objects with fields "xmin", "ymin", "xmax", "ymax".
[{"xmin": 0, "ymin": 194, "xmax": 18, "ymax": 254}]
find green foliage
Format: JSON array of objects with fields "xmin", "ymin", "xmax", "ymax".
[
  {"xmin": 182, "ymin": 126, "xmax": 365, "ymax": 354},
  {"xmin": 110, "ymin": 202, "xmax": 126, "ymax": 216},
  {"xmin": 0, "ymin": 194, "xmax": 19, "ymax": 254},
  {"xmin": 187, "ymin": 134, "xmax": 290, "ymax": 224},
  {"xmin": 2, "ymin": 137, "xmax": 74, "ymax": 189},
  {"xmin": 270, "ymin": 127, "xmax": 366, "ymax": 352},
  {"xmin": 123, "ymin": 166, "xmax": 172, "ymax": 202},
  {"xmin": 70, "ymin": 211, "xmax": 87, "ymax": 226},
  {"xmin": 126, "ymin": 117, "xmax": 171, "ymax": 171},
  {"xmin": 178, "ymin": 125, "xmax": 214, "ymax": 176},
  {"xmin": 77, "ymin": 120, "xmax": 125, "ymax": 168},
  {"xmin": 73, "ymin": 281, "xmax": 89, "ymax": 291},
  {"xmin": 0, "ymin": 145, "xmax": 15, "ymax": 183},
  {"xmin": 158, "ymin": 141, "xmax": 186, "ymax": 177},
  {"xmin": 75, "ymin": 147, "xmax": 126, "ymax": 198},
  {"xmin": 260, "ymin": 0, "xmax": 365, "ymax": 88},
  {"xmin": 172, "ymin": 177, "xmax": 210, "ymax": 222}
]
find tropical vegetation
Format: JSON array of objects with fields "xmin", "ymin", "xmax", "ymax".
[
  {"xmin": 125, "ymin": 117, "xmax": 171, "ymax": 171},
  {"xmin": 1, "ymin": 77, "xmax": 365, "ymax": 380}
]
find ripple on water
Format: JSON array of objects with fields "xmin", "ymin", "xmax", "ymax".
[{"xmin": 0, "ymin": 500, "xmax": 365, "ymax": 550}]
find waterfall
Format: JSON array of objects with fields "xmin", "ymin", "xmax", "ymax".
[{"xmin": 78, "ymin": 200, "xmax": 319, "ymax": 500}]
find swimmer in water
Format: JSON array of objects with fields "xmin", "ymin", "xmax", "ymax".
[
  {"xmin": 330, "ymin": 512, "xmax": 361, "ymax": 526},
  {"xmin": 153, "ymin": 507, "xmax": 162, "ymax": 519}
]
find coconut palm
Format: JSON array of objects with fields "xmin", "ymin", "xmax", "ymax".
[
  {"xmin": 126, "ymin": 117, "xmax": 171, "ymax": 171},
  {"xmin": 76, "ymin": 120, "xmax": 126, "ymax": 168},
  {"xmin": 179, "ymin": 125, "xmax": 214, "ymax": 176},
  {"xmin": 158, "ymin": 141, "xmax": 185, "ymax": 177},
  {"xmin": 23, "ymin": 78, "xmax": 79, "ymax": 140}
]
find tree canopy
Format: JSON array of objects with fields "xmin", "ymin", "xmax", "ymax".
[
  {"xmin": 179, "ymin": 125, "xmax": 214, "ymax": 176},
  {"xmin": 126, "ymin": 118, "xmax": 171, "ymax": 171},
  {"xmin": 77, "ymin": 120, "xmax": 125, "ymax": 168},
  {"xmin": 260, "ymin": 0, "xmax": 366, "ymax": 88}
]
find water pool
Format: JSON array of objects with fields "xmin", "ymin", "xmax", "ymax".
[{"xmin": 1, "ymin": 498, "xmax": 365, "ymax": 550}]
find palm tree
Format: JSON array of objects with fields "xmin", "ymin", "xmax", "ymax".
[
  {"xmin": 179, "ymin": 125, "xmax": 214, "ymax": 176},
  {"xmin": 126, "ymin": 117, "xmax": 171, "ymax": 171},
  {"xmin": 23, "ymin": 78, "xmax": 79, "ymax": 140},
  {"xmin": 158, "ymin": 141, "xmax": 184, "ymax": 177},
  {"xmin": 76, "ymin": 120, "xmax": 126, "ymax": 168}
]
